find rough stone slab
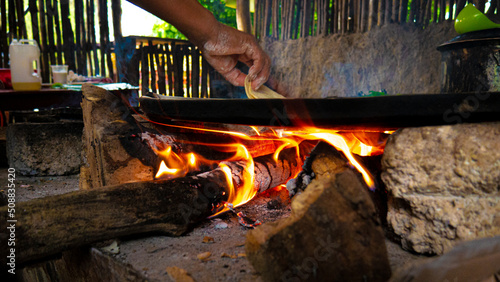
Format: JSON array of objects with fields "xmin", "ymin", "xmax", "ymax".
[
  {"xmin": 246, "ymin": 170, "xmax": 391, "ymax": 282},
  {"xmin": 382, "ymin": 123, "xmax": 500, "ymax": 254},
  {"xmin": 262, "ymin": 22, "xmax": 455, "ymax": 98},
  {"xmin": 382, "ymin": 123, "xmax": 500, "ymax": 197},
  {"xmin": 388, "ymin": 195, "xmax": 500, "ymax": 255},
  {"xmin": 6, "ymin": 122, "xmax": 83, "ymax": 176}
]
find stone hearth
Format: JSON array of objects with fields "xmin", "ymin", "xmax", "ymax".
[{"xmin": 382, "ymin": 122, "xmax": 500, "ymax": 254}]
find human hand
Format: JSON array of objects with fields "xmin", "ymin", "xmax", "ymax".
[{"xmin": 200, "ymin": 22, "xmax": 271, "ymax": 90}]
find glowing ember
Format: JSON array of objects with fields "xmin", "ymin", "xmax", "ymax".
[{"xmin": 149, "ymin": 120, "xmax": 390, "ymax": 214}]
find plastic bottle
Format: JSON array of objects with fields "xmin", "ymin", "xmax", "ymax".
[{"xmin": 9, "ymin": 39, "xmax": 42, "ymax": 91}]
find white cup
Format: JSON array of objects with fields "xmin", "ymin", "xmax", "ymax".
[{"xmin": 51, "ymin": 65, "xmax": 68, "ymax": 84}]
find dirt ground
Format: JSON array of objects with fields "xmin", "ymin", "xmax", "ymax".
[{"xmin": 0, "ymin": 167, "xmax": 427, "ymax": 281}]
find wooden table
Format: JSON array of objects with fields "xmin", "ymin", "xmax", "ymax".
[
  {"xmin": 0, "ymin": 88, "xmax": 82, "ymax": 111},
  {"xmin": 0, "ymin": 83, "xmax": 139, "ymax": 111}
]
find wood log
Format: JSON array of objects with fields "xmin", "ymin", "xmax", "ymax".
[
  {"xmin": 0, "ymin": 142, "xmax": 301, "ymax": 266},
  {"xmin": 19, "ymin": 247, "xmax": 148, "ymax": 281},
  {"xmin": 0, "ymin": 174, "xmax": 226, "ymax": 266},
  {"xmin": 6, "ymin": 83, "xmax": 304, "ymax": 266},
  {"xmin": 245, "ymin": 144, "xmax": 391, "ymax": 282},
  {"xmin": 80, "ymin": 83, "xmax": 157, "ymax": 190}
]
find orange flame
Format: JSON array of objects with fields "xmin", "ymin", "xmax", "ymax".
[
  {"xmin": 152, "ymin": 123, "xmax": 390, "ymax": 214},
  {"xmin": 155, "ymin": 161, "xmax": 179, "ymax": 178}
]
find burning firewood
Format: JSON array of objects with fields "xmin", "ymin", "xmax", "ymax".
[
  {"xmin": 10, "ymin": 84, "xmax": 389, "ymax": 271},
  {"xmin": 0, "ymin": 143, "xmax": 303, "ymax": 265}
]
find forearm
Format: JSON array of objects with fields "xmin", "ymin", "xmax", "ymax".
[
  {"xmin": 126, "ymin": 0, "xmax": 272, "ymax": 90},
  {"xmin": 126, "ymin": 0, "xmax": 219, "ymax": 46}
]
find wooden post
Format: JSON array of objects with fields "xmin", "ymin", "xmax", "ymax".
[
  {"xmin": 166, "ymin": 42, "xmax": 175, "ymax": 95},
  {"xmin": 237, "ymin": 0, "xmax": 252, "ymax": 34},
  {"xmin": 192, "ymin": 46, "xmax": 200, "ymax": 97},
  {"xmin": 80, "ymin": 83, "xmax": 155, "ymax": 189},
  {"xmin": 157, "ymin": 44, "xmax": 166, "ymax": 95},
  {"xmin": 486, "ymin": 0, "xmax": 497, "ymax": 16},
  {"xmin": 475, "ymin": 0, "xmax": 486, "ymax": 13},
  {"xmin": 401, "ymin": 0, "xmax": 409, "ymax": 23},
  {"xmin": 385, "ymin": 0, "xmax": 393, "ymax": 24},
  {"xmin": 378, "ymin": 0, "xmax": 386, "ymax": 26},
  {"xmin": 60, "ymin": 0, "xmax": 76, "ymax": 71}
]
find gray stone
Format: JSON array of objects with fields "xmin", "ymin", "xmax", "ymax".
[
  {"xmin": 262, "ymin": 22, "xmax": 455, "ymax": 98},
  {"xmin": 382, "ymin": 122, "xmax": 500, "ymax": 254},
  {"xmin": 6, "ymin": 122, "xmax": 83, "ymax": 176}
]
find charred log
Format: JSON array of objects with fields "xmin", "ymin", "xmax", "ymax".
[
  {"xmin": 0, "ymin": 145, "xmax": 302, "ymax": 265},
  {"xmin": 80, "ymin": 84, "xmax": 285, "ymax": 190}
]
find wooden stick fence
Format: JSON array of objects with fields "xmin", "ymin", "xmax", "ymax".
[
  {"xmin": 121, "ymin": 37, "xmax": 212, "ymax": 98},
  {"xmin": 1, "ymin": 0, "xmax": 114, "ymax": 83},
  {"xmin": 1, "ymin": 0, "xmax": 496, "ymax": 96},
  {"xmin": 254, "ymin": 0, "xmax": 497, "ymax": 39}
]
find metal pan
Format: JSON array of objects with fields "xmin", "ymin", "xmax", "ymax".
[{"xmin": 139, "ymin": 92, "xmax": 500, "ymax": 130}]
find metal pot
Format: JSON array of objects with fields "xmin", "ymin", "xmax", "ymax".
[{"xmin": 437, "ymin": 28, "xmax": 500, "ymax": 93}]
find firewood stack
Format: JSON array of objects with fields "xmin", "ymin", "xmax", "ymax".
[{"xmin": 0, "ymin": 84, "xmax": 304, "ymax": 265}]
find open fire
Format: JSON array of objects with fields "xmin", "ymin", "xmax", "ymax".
[{"xmin": 148, "ymin": 119, "xmax": 390, "ymax": 214}]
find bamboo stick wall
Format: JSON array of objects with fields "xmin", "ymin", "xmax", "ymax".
[
  {"xmin": 0, "ymin": 0, "xmax": 114, "ymax": 83},
  {"xmin": 2, "ymin": 0, "xmax": 497, "ymax": 96},
  {"xmin": 1, "ymin": 0, "xmax": 213, "ymax": 97},
  {"xmin": 254, "ymin": 0, "xmax": 498, "ymax": 39},
  {"xmin": 125, "ymin": 37, "xmax": 212, "ymax": 98}
]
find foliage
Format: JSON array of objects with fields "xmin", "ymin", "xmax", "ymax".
[{"xmin": 152, "ymin": 0, "xmax": 237, "ymax": 40}]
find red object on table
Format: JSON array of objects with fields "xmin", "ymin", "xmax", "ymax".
[{"xmin": 0, "ymin": 69, "xmax": 12, "ymax": 89}]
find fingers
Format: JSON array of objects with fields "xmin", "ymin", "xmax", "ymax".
[
  {"xmin": 245, "ymin": 40, "xmax": 271, "ymax": 91},
  {"xmin": 222, "ymin": 67, "xmax": 247, "ymax": 87},
  {"xmin": 200, "ymin": 24, "xmax": 272, "ymax": 90},
  {"xmin": 204, "ymin": 54, "xmax": 246, "ymax": 87},
  {"xmin": 247, "ymin": 56, "xmax": 271, "ymax": 90}
]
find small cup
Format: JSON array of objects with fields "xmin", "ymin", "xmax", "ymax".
[{"xmin": 51, "ymin": 65, "xmax": 69, "ymax": 84}]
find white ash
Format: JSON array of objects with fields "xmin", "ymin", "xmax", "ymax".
[
  {"xmin": 139, "ymin": 132, "xmax": 177, "ymax": 151},
  {"xmin": 286, "ymin": 159, "xmax": 315, "ymax": 197}
]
